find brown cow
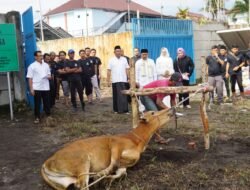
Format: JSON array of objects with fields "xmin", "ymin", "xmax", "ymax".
[{"xmin": 41, "ymin": 109, "xmax": 171, "ymax": 190}]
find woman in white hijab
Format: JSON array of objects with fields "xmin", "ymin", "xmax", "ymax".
[{"xmin": 156, "ymin": 47, "xmax": 174, "ymax": 80}]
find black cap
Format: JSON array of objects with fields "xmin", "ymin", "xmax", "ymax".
[
  {"xmin": 170, "ymin": 72, "xmax": 183, "ymax": 86},
  {"xmin": 141, "ymin": 49, "xmax": 148, "ymax": 53}
]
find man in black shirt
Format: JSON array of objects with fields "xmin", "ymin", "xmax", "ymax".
[
  {"xmin": 57, "ymin": 51, "xmax": 70, "ymax": 106},
  {"xmin": 206, "ymin": 45, "xmax": 225, "ymax": 104},
  {"xmin": 90, "ymin": 49, "xmax": 102, "ymax": 89},
  {"xmin": 78, "ymin": 49, "xmax": 94, "ymax": 104},
  {"xmin": 131, "ymin": 47, "xmax": 141, "ymax": 66},
  {"xmin": 226, "ymin": 45, "xmax": 245, "ymax": 99},
  {"xmin": 66, "ymin": 49, "xmax": 85, "ymax": 111},
  {"xmin": 219, "ymin": 45, "xmax": 230, "ymax": 99}
]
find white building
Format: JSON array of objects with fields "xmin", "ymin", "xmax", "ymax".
[{"xmin": 44, "ymin": 0, "xmax": 169, "ymax": 37}]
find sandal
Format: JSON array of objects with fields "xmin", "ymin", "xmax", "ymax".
[{"xmin": 154, "ymin": 137, "xmax": 168, "ymax": 144}]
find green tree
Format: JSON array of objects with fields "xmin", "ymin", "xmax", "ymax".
[
  {"xmin": 229, "ymin": 0, "xmax": 249, "ymax": 16},
  {"xmin": 176, "ymin": 8, "xmax": 190, "ymax": 19},
  {"xmin": 202, "ymin": 0, "xmax": 225, "ymax": 20}
]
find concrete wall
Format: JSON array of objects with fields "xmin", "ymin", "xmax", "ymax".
[{"xmin": 193, "ymin": 22, "xmax": 227, "ymax": 80}]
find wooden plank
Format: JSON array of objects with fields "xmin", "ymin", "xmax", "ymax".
[
  {"xmin": 129, "ymin": 58, "xmax": 139, "ymax": 128},
  {"xmin": 122, "ymin": 85, "xmax": 214, "ymax": 96}
]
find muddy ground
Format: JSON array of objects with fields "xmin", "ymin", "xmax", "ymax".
[{"xmin": 0, "ymin": 88, "xmax": 250, "ymax": 190}]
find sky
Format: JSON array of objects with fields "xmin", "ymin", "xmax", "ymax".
[{"xmin": 0, "ymin": 0, "xmax": 235, "ymax": 18}]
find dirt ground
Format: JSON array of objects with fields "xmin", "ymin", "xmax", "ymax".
[{"xmin": 0, "ymin": 88, "xmax": 250, "ymax": 190}]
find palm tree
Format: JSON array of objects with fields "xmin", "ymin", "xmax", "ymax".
[
  {"xmin": 176, "ymin": 8, "xmax": 190, "ymax": 19},
  {"xmin": 229, "ymin": 0, "xmax": 249, "ymax": 16},
  {"xmin": 202, "ymin": 0, "xmax": 225, "ymax": 20}
]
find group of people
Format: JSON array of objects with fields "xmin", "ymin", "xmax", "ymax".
[
  {"xmin": 27, "ymin": 48, "xmax": 102, "ymax": 124},
  {"xmin": 107, "ymin": 46, "xmax": 195, "ymax": 117},
  {"xmin": 206, "ymin": 44, "xmax": 248, "ymax": 104}
]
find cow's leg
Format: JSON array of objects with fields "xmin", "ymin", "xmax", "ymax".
[
  {"xmin": 106, "ymin": 168, "xmax": 127, "ymax": 190},
  {"xmin": 97, "ymin": 145, "xmax": 121, "ymax": 177},
  {"xmin": 77, "ymin": 158, "xmax": 91, "ymax": 190}
]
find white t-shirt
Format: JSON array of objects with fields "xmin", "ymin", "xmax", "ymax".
[
  {"xmin": 26, "ymin": 61, "xmax": 51, "ymax": 91},
  {"xmin": 108, "ymin": 56, "xmax": 129, "ymax": 83},
  {"xmin": 135, "ymin": 58, "xmax": 157, "ymax": 87}
]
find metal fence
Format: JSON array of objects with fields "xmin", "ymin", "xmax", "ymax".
[{"xmin": 132, "ymin": 18, "xmax": 196, "ymax": 84}]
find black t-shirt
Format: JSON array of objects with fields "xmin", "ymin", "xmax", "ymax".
[
  {"xmin": 218, "ymin": 55, "xmax": 228, "ymax": 76},
  {"xmin": 90, "ymin": 56, "xmax": 102, "ymax": 76},
  {"xmin": 56, "ymin": 60, "xmax": 68, "ymax": 81},
  {"xmin": 66, "ymin": 59, "xmax": 81, "ymax": 81},
  {"xmin": 227, "ymin": 53, "xmax": 244, "ymax": 75},
  {"xmin": 79, "ymin": 58, "xmax": 95, "ymax": 77},
  {"xmin": 206, "ymin": 55, "xmax": 222, "ymax": 77}
]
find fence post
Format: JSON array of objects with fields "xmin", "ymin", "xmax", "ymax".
[{"xmin": 129, "ymin": 58, "xmax": 139, "ymax": 128}]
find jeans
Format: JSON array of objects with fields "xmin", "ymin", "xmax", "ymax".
[
  {"xmin": 208, "ymin": 75, "xmax": 224, "ymax": 103},
  {"xmin": 140, "ymin": 96, "xmax": 158, "ymax": 111},
  {"xmin": 231, "ymin": 74, "xmax": 244, "ymax": 93},
  {"xmin": 70, "ymin": 80, "xmax": 84, "ymax": 108},
  {"xmin": 179, "ymin": 80, "xmax": 190, "ymax": 106}
]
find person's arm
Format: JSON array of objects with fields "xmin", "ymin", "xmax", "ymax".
[
  {"xmin": 28, "ymin": 78, "xmax": 34, "ymax": 96},
  {"xmin": 65, "ymin": 66, "xmax": 78, "ymax": 73},
  {"xmin": 47, "ymin": 66, "xmax": 52, "ymax": 80},
  {"xmin": 135, "ymin": 60, "xmax": 140, "ymax": 85},
  {"xmin": 173, "ymin": 59, "xmax": 178, "ymax": 72},
  {"xmin": 170, "ymin": 94, "xmax": 176, "ymax": 107},
  {"xmin": 107, "ymin": 69, "xmax": 111, "ymax": 87},
  {"xmin": 155, "ymin": 58, "xmax": 161, "ymax": 76},
  {"xmin": 226, "ymin": 62, "xmax": 230, "ymax": 78},
  {"xmin": 152, "ymin": 61, "xmax": 157, "ymax": 80},
  {"xmin": 156, "ymin": 97, "xmax": 169, "ymax": 109},
  {"xmin": 187, "ymin": 57, "xmax": 195, "ymax": 76}
]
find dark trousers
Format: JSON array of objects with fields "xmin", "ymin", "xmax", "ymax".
[
  {"xmin": 70, "ymin": 80, "xmax": 84, "ymax": 108},
  {"xmin": 112, "ymin": 82, "xmax": 128, "ymax": 113},
  {"xmin": 54, "ymin": 77, "xmax": 61, "ymax": 100},
  {"xmin": 179, "ymin": 80, "xmax": 190, "ymax": 106},
  {"xmin": 49, "ymin": 80, "xmax": 56, "ymax": 107},
  {"xmin": 231, "ymin": 74, "xmax": 244, "ymax": 93},
  {"xmin": 223, "ymin": 77, "xmax": 230, "ymax": 97},
  {"xmin": 34, "ymin": 90, "xmax": 50, "ymax": 119},
  {"xmin": 81, "ymin": 76, "xmax": 93, "ymax": 96}
]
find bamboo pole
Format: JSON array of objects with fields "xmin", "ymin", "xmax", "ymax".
[
  {"xmin": 200, "ymin": 92, "xmax": 210, "ymax": 150},
  {"xmin": 129, "ymin": 58, "xmax": 139, "ymax": 128},
  {"xmin": 122, "ymin": 85, "xmax": 213, "ymax": 96}
]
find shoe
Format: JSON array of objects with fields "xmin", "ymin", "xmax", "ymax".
[
  {"xmin": 125, "ymin": 112, "xmax": 130, "ymax": 115},
  {"xmin": 34, "ymin": 118, "xmax": 40, "ymax": 124},
  {"xmin": 114, "ymin": 112, "xmax": 118, "ymax": 114},
  {"xmin": 186, "ymin": 105, "xmax": 192, "ymax": 109},
  {"xmin": 73, "ymin": 107, "xmax": 77, "ymax": 112},
  {"xmin": 179, "ymin": 105, "xmax": 184, "ymax": 109}
]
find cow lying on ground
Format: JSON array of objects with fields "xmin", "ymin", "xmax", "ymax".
[{"xmin": 41, "ymin": 109, "xmax": 171, "ymax": 190}]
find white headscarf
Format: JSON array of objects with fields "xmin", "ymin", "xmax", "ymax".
[{"xmin": 156, "ymin": 47, "xmax": 174, "ymax": 79}]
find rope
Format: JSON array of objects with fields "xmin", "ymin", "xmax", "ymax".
[{"xmin": 81, "ymin": 175, "xmax": 107, "ymax": 190}]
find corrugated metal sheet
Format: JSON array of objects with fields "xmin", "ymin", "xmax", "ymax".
[{"xmin": 217, "ymin": 28, "xmax": 250, "ymax": 50}]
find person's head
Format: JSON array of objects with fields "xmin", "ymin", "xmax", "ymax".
[
  {"xmin": 211, "ymin": 45, "xmax": 218, "ymax": 55},
  {"xmin": 34, "ymin": 51, "xmax": 43, "ymax": 63},
  {"xmin": 114, "ymin": 45, "xmax": 122, "ymax": 58},
  {"xmin": 121, "ymin": 49, "xmax": 125, "ymax": 56},
  {"xmin": 43, "ymin": 53, "xmax": 50, "ymax": 63},
  {"xmin": 68, "ymin": 49, "xmax": 75, "ymax": 60},
  {"xmin": 59, "ymin": 51, "xmax": 66, "ymax": 61},
  {"xmin": 177, "ymin": 48, "xmax": 186, "ymax": 59},
  {"xmin": 79, "ymin": 49, "xmax": 86, "ymax": 59},
  {"xmin": 219, "ymin": 45, "xmax": 227, "ymax": 55},
  {"xmin": 85, "ymin": 47, "xmax": 91, "ymax": 57},
  {"xmin": 134, "ymin": 48, "xmax": 140, "ymax": 57},
  {"xmin": 90, "ymin": 48, "xmax": 96, "ymax": 57},
  {"xmin": 169, "ymin": 72, "xmax": 183, "ymax": 87},
  {"xmin": 161, "ymin": 47, "xmax": 170, "ymax": 57},
  {"xmin": 231, "ymin": 44, "xmax": 239, "ymax": 54},
  {"xmin": 49, "ymin": 51, "xmax": 56, "ymax": 61},
  {"xmin": 54, "ymin": 55, "xmax": 59, "ymax": 63},
  {"xmin": 140, "ymin": 49, "xmax": 148, "ymax": 60}
]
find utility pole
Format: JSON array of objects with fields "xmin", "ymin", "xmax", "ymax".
[{"xmin": 38, "ymin": 0, "xmax": 44, "ymax": 41}]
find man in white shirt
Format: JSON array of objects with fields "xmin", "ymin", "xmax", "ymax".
[
  {"xmin": 26, "ymin": 51, "xmax": 51, "ymax": 124},
  {"xmin": 135, "ymin": 49, "xmax": 157, "ymax": 88},
  {"xmin": 107, "ymin": 45, "xmax": 130, "ymax": 114}
]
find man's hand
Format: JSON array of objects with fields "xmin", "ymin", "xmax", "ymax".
[
  {"xmin": 30, "ymin": 89, "xmax": 35, "ymax": 96},
  {"xmin": 233, "ymin": 66, "xmax": 239, "ymax": 71},
  {"xmin": 225, "ymin": 73, "xmax": 229, "ymax": 79}
]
